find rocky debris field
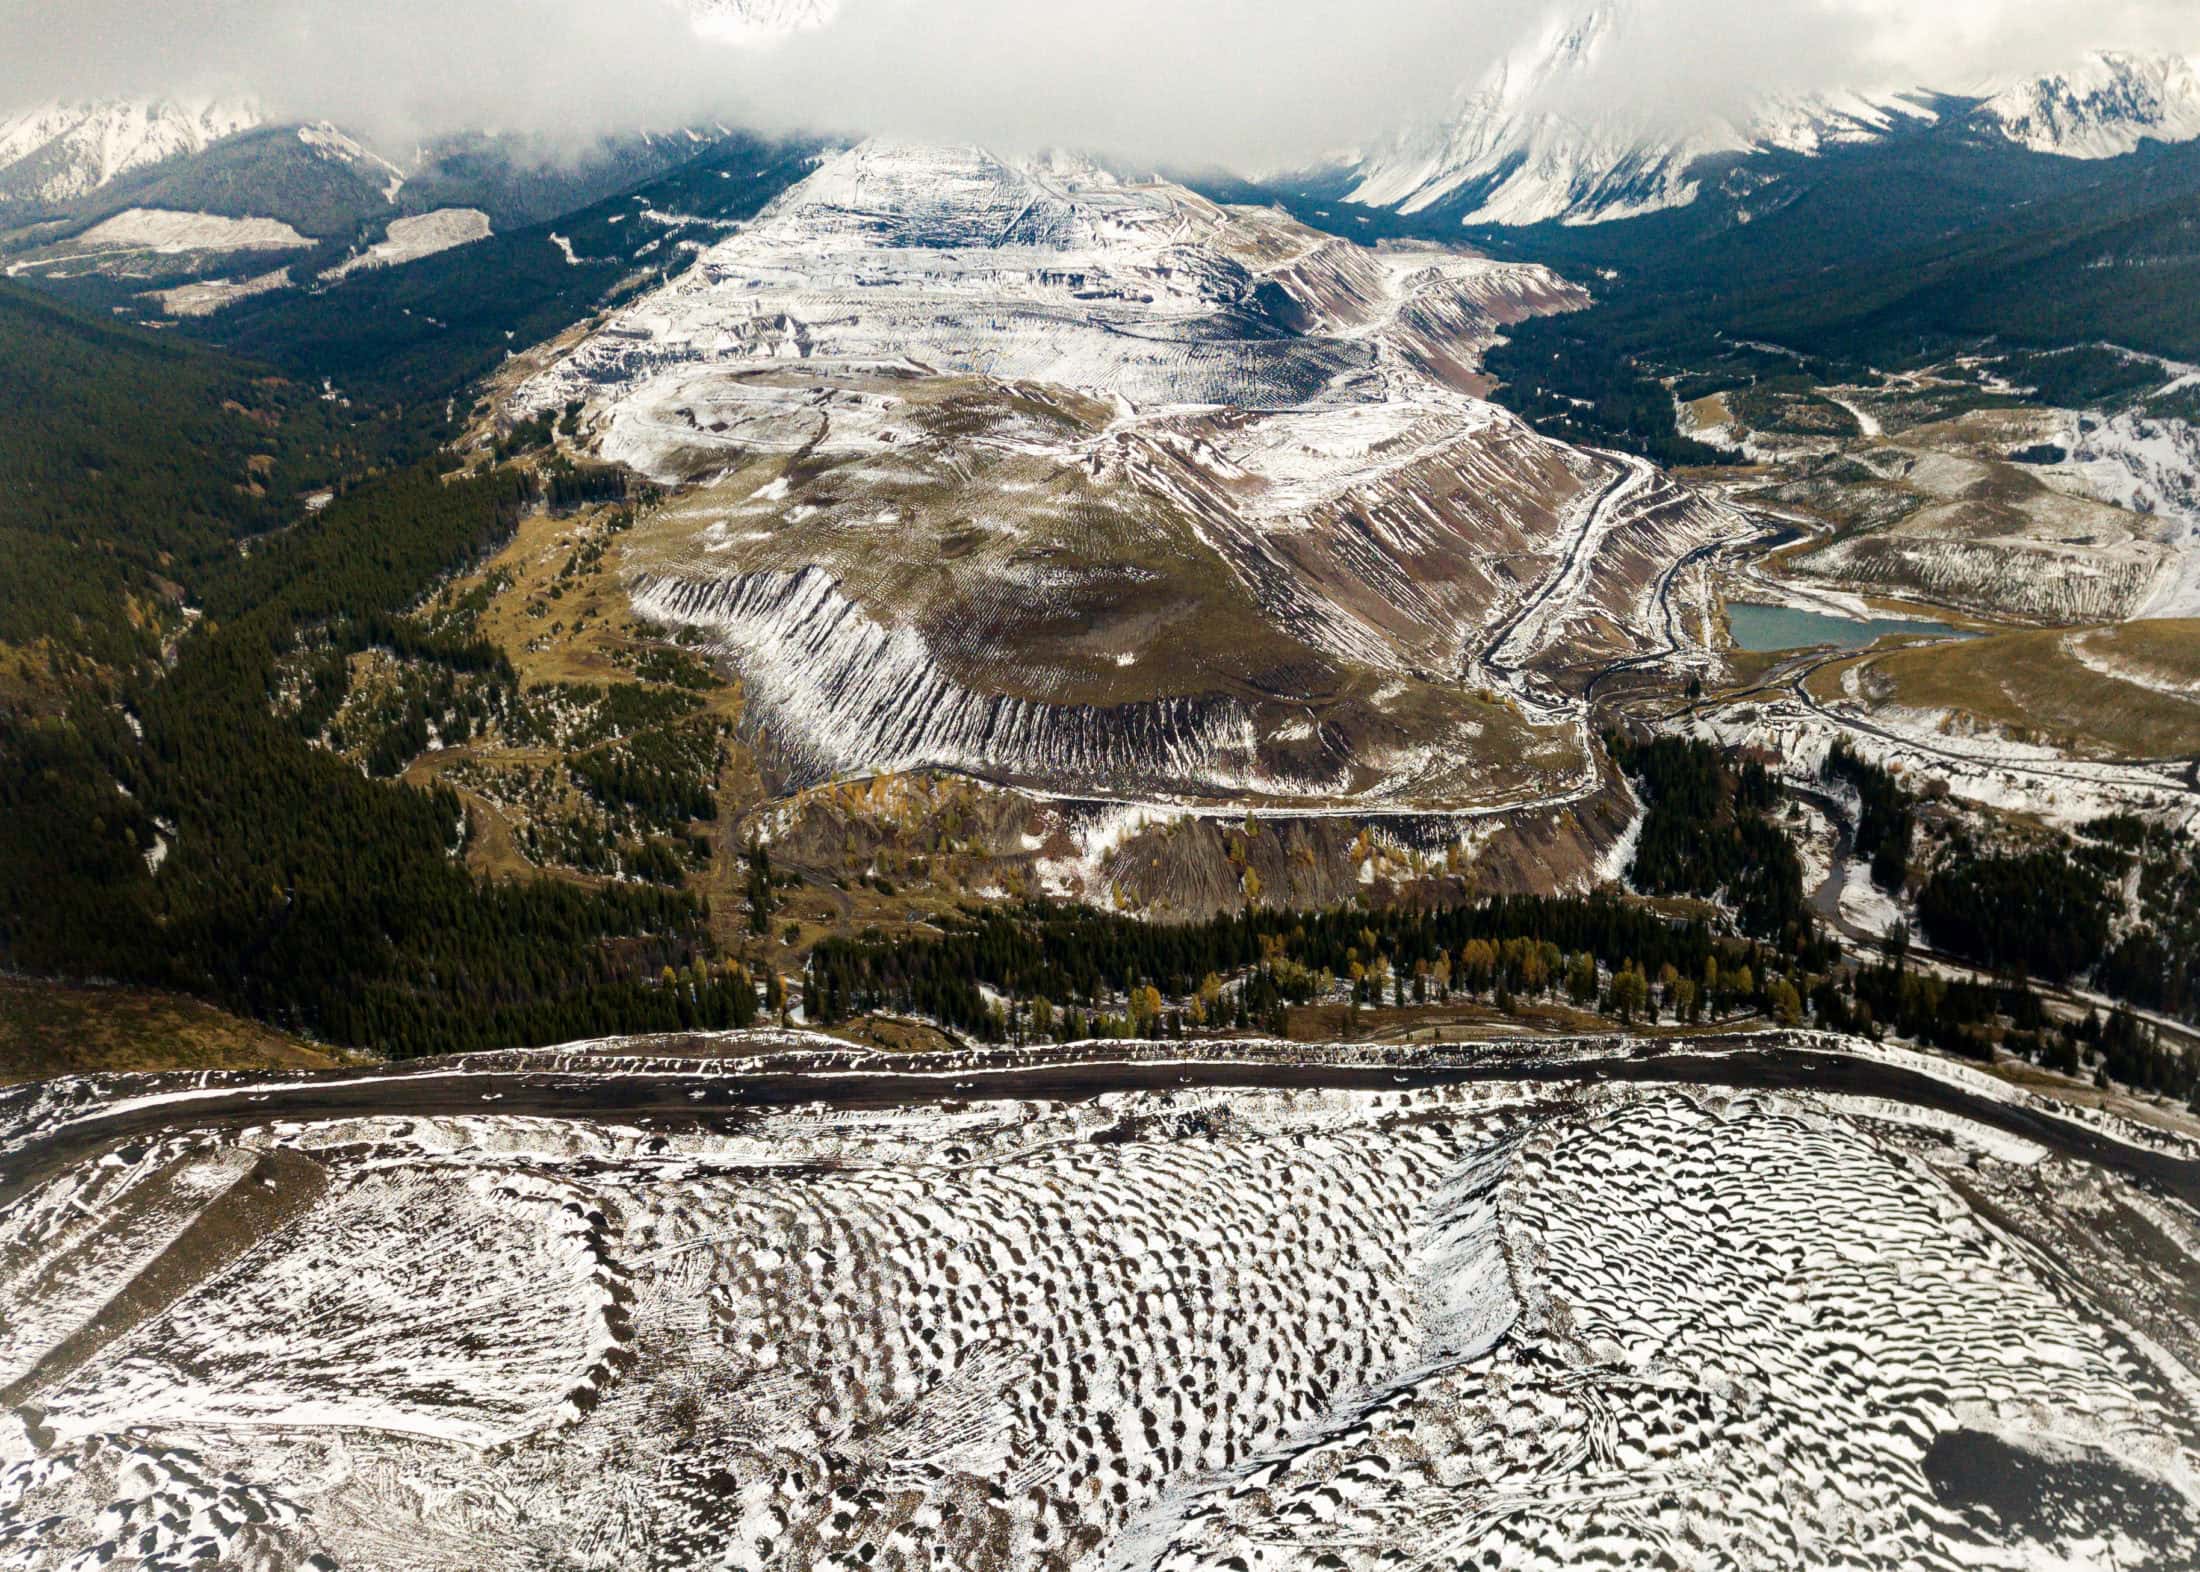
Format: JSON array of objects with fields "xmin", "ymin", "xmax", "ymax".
[{"xmin": 2, "ymin": 1035, "xmax": 2197, "ymax": 1570}]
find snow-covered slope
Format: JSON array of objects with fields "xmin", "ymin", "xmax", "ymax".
[
  {"xmin": 290, "ymin": 120, "xmax": 408, "ymax": 201},
  {"xmin": 319, "ymin": 207, "xmax": 491, "ymax": 281},
  {"xmin": 0, "ymin": 4, "xmax": 805, "ymax": 221},
  {"xmin": 62, "ymin": 208, "xmax": 312, "ymax": 255},
  {"xmin": 526, "ymin": 140, "xmax": 1418, "ymax": 413},
  {"xmin": 0, "ymin": 7, "xmax": 807, "ymax": 212},
  {"xmin": 0, "ymin": 98, "xmax": 259, "ymax": 210},
  {"xmin": 4, "ymin": 1043, "xmax": 2195, "ymax": 1570},
  {"xmin": 1341, "ymin": 7, "xmax": 1947, "ymax": 228},
  {"xmin": 1745, "ymin": 88, "xmax": 1942, "ymax": 157},
  {"xmin": 1980, "ymin": 51, "xmax": 2200, "ymax": 159},
  {"xmin": 513, "ymin": 140, "xmax": 1742, "ymax": 811}
]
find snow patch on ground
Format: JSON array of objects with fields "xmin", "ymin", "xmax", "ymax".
[
  {"xmin": 68, "ymin": 208, "xmax": 312, "ymax": 255},
  {"xmin": 2064, "ymin": 629, "xmax": 2200, "ymax": 699},
  {"xmin": 2054, "ymin": 411, "xmax": 2200, "ymax": 619},
  {"xmin": 146, "ymin": 267, "xmax": 291, "ymax": 317},
  {"xmin": 38, "ymin": 1165, "xmax": 622, "ymax": 1450},
  {"xmin": 0, "ymin": 1141, "xmax": 255, "ymax": 1388},
  {"xmin": 0, "ymin": 1433, "xmax": 322, "ymax": 1571},
  {"xmin": 1695, "ymin": 696, "xmax": 2200, "ymax": 832},
  {"xmin": 1837, "ymin": 858, "xmax": 1903, "ymax": 937},
  {"xmin": 320, "ymin": 208, "xmax": 490, "ymax": 281},
  {"xmin": 1593, "ymin": 771, "xmax": 1644, "ymax": 886}
]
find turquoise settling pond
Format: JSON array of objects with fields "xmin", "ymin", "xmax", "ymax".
[{"xmin": 1726, "ymin": 601, "xmax": 1962, "ymax": 652}]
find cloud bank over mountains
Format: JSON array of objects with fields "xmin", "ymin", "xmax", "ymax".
[{"xmin": 3, "ymin": 0, "xmax": 2198, "ymax": 168}]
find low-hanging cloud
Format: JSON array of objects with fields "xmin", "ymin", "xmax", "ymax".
[{"xmin": 3, "ymin": 0, "xmax": 2199, "ymax": 171}]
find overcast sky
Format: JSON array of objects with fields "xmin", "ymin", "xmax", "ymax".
[{"xmin": 3, "ymin": 0, "xmax": 2198, "ymax": 168}]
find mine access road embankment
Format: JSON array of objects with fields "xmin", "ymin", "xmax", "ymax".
[{"xmin": 5, "ymin": 1037, "xmax": 2195, "ymax": 1209}]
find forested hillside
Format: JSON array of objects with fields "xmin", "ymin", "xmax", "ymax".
[
  {"xmin": 0, "ymin": 135, "xmax": 834, "ymax": 1058},
  {"xmin": 1725, "ymin": 146, "xmax": 2200, "ymax": 363},
  {"xmin": 0, "ymin": 279, "xmax": 764, "ymax": 1054},
  {"xmin": 0, "ymin": 460, "xmax": 756, "ymax": 1055},
  {"xmin": 44, "ymin": 124, "xmax": 397, "ymax": 240},
  {"xmin": 0, "ymin": 281, "xmax": 387, "ymax": 670}
]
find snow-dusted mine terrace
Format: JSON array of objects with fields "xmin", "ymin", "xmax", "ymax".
[
  {"xmin": 4, "ymin": 1032, "xmax": 2199, "ymax": 1570},
  {"xmin": 508, "ymin": 141, "xmax": 1747, "ymax": 813}
]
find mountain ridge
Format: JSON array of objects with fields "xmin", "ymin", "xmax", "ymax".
[
  {"xmin": 1337, "ymin": 6, "xmax": 2200, "ymax": 229},
  {"xmin": 0, "ymin": 98, "xmax": 260, "ymax": 212}
]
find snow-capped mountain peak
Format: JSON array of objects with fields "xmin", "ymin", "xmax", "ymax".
[
  {"xmin": 1980, "ymin": 51, "xmax": 2200, "ymax": 159},
  {"xmin": 1343, "ymin": 3, "xmax": 2200, "ymax": 229},
  {"xmin": 685, "ymin": 0, "xmax": 839, "ymax": 44},
  {"xmin": 0, "ymin": 97, "xmax": 259, "ymax": 209},
  {"xmin": 1338, "ymin": 4, "xmax": 1940, "ymax": 228},
  {"xmin": 1345, "ymin": 6, "xmax": 1739, "ymax": 228},
  {"xmin": 1744, "ymin": 89, "xmax": 1940, "ymax": 158},
  {"xmin": 295, "ymin": 122, "xmax": 411, "ymax": 202},
  {"xmin": 0, "ymin": 1, "xmax": 822, "ymax": 215}
]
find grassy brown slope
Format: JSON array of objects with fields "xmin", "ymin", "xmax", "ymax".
[
  {"xmin": 1852, "ymin": 621, "xmax": 2200, "ymax": 759},
  {"xmin": 0, "ymin": 977, "xmax": 349, "ymax": 1084}
]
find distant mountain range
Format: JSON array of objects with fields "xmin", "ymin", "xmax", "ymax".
[
  {"xmin": 3, "ymin": 1, "xmax": 2197, "ymax": 245},
  {"xmin": 1331, "ymin": 10, "xmax": 1942, "ymax": 227},
  {"xmin": 1334, "ymin": 8, "xmax": 2200, "ymax": 228},
  {"xmin": 0, "ymin": 0, "xmax": 827, "ymax": 224}
]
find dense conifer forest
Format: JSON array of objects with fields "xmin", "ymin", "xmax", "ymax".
[
  {"xmin": 0, "ymin": 280, "xmax": 401, "ymax": 666},
  {"xmin": 0, "ymin": 459, "xmax": 757, "ymax": 1056},
  {"xmin": 1606, "ymin": 734, "xmax": 1811, "ymax": 945},
  {"xmin": 1435, "ymin": 139, "xmax": 2200, "ymax": 457},
  {"xmin": 0, "ymin": 293, "xmax": 759, "ymax": 1056}
]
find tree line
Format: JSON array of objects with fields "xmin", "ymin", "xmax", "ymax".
[{"xmin": 805, "ymin": 896, "xmax": 1807, "ymax": 1042}]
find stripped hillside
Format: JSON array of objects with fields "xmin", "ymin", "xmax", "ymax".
[{"xmin": 509, "ymin": 142, "xmax": 1745, "ymax": 811}]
